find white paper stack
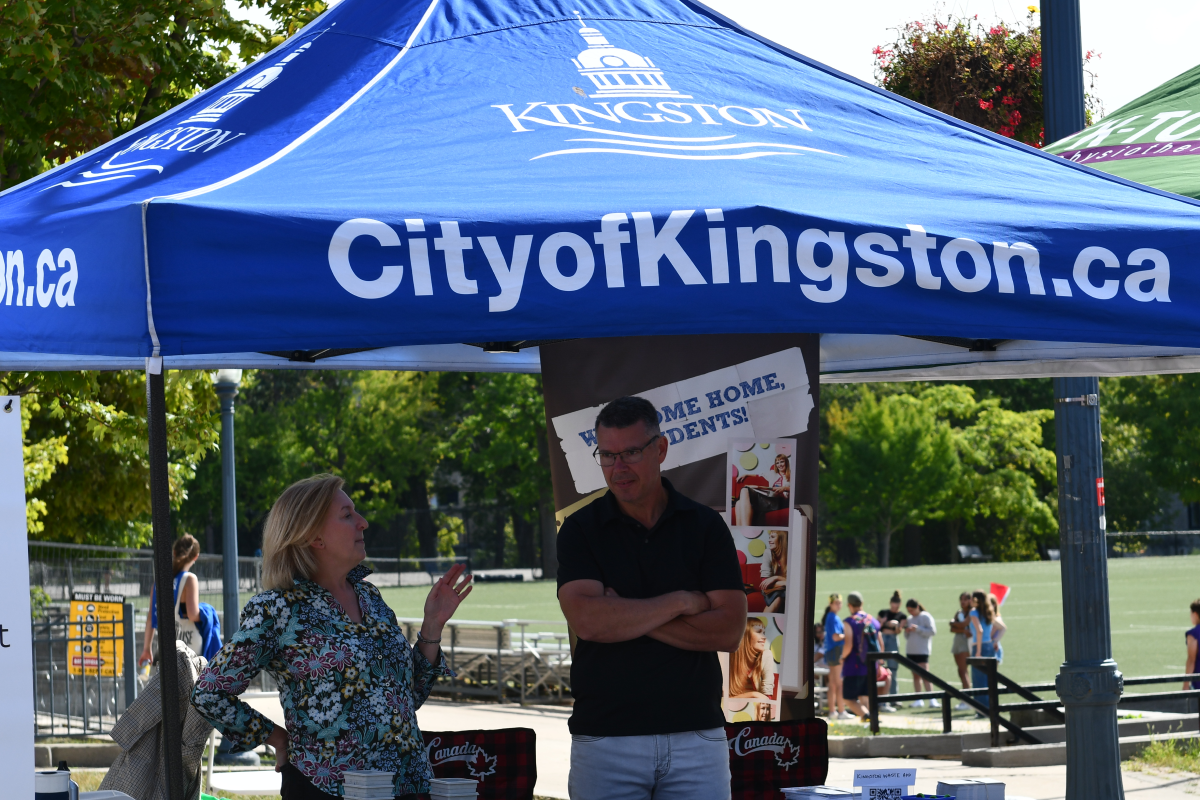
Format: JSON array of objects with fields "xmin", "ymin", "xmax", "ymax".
[
  {"xmin": 430, "ymin": 777, "xmax": 479, "ymax": 800},
  {"xmin": 343, "ymin": 771, "xmax": 396, "ymax": 800},
  {"xmin": 937, "ymin": 779, "xmax": 1005, "ymax": 800},
  {"xmin": 782, "ymin": 787, "xmax": 859, "ymax": 799}
]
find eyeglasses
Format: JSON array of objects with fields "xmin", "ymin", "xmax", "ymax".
[{"xmin": 593, "ymin": 435, "xmax": 661, "ymax": 467}]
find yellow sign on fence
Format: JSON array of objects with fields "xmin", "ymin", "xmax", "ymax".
[{"xmin": 68, "ymin": 592, "xmax": 125, "ymax": 677}]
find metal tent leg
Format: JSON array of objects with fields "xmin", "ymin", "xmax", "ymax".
[{"xmin": 147, "ymin": 363, "xmax": 186, "ymax": 800}]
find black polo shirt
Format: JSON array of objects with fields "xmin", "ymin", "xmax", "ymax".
[{"xmin": 556, "ymin": 478, "xmax": 743, "ymax": 736}]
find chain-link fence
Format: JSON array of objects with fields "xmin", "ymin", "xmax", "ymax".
[{"xmin": 28, "ymin": 541, "xmax": 470, "ymax": 617}]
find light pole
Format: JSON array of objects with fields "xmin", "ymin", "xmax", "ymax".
[
  {"xmin": 213, "ymin": 369, "xmax": 243, "ymax": 639},
  {"xmin": 1043, "ymin": 3, "xmax": 1124, "ymax": 797}
]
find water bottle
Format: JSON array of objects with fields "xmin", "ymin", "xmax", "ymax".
[{"xmin": 34, "ymin": 763, "xmax": 77, "ymax": 800}]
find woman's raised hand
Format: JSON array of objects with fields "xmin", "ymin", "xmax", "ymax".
[{"xmin": 422, "ymin": 562, "xmax": 473, "ymax": 636}]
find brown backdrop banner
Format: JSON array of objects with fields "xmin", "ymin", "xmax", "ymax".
[{"xmin": 539, "ymin": 333, "xmax": 819, "ymax": 716}]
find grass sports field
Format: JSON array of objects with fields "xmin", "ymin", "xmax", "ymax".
[{"xmin": 379, "ymin": 554, "xmax": 1199, "ymax": 693}]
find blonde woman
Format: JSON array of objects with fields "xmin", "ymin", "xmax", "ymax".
[
  {"xmin": 192, "ymin": 475, "xmax": 472, "ymax": 800},
  {"xmin": 730, "ymin": 617, "xmax": 776, "ymax": 699},
  {"xmin": 760, "ymin": 530, "xmax": 788, "ymax": 613}
]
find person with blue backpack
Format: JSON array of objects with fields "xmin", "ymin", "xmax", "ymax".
[{"xmin": 138, "ymin": 534, "xmax": 223, "ymax": 667}]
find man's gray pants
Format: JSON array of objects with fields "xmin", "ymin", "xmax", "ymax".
[{"xmin": 568, "ymin": 728, "xmax": 732, "ymax": 800}]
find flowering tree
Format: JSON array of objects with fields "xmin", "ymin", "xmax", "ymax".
[{"xmin": 873, "ymin": 7, "xmax": 1099, "ymax": 148}]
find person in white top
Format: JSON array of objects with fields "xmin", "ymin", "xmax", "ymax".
[{"xmin": 902, "ymin": 598, "xmax": 938, "ymax": 708}]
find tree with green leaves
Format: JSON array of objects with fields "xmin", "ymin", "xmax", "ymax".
[
  {"xmin": 177, "ymin": 369, "xmax": 447, "ymax": 556},
  {"xmin": 822, "ymin": 383, "xmax": 1058, "ymax": 565},
  {"xmin": 6, "ymin": 371, "xmax": 218, "ymax": 545},
  {"xmin": 0, "ymin": 0, "xmax": 260, "ymax": 189},
  {"xmin": 235, "ymin": 0, "xmax": 328, "ymax": 62},
  {"xmin": 823, "ymin": 388, "xmax": 960, "ymax": 567},
  {"xmin": 435, "ymin": 372, "xmax": 553, "ymax": 569},
  {"xmin": 1101, "ymin": 375, "xmax": 1200, "ymax": 530},
  {"xmin": 923, "ymin": 385, "xmax": 1057, "ymax": 561}
]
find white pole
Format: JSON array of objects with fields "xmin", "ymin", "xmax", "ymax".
[{"xmin": 0, "ymin": 397, "xmax": 33, "ymax": 798}]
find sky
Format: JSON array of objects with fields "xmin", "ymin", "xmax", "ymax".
[{"xmin": 228, "ymin": 1, "xmax": 1200, "ymax": 116}]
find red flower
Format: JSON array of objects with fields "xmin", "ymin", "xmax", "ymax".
[
  {"xmin": 989, "ymin": 25, "xmax": 1007, "ymax": 35},
  {"xmin": 1009, "ymin": 110, "xmax": 1022, "ymax": 125},
  {"xmin": 1030, "ymin": 54, "xmax": 1042, "ymax": 69},
  {"xmin": 979, "ymin": 99, "xmax": 994, "ymax": 110},
  {"xmin": 999, "ymin": 126, "xmax": 1015, "ymax": 137},
  {"xmin": 1002, "ymin": 96, "xmax": 1017, "ymax": 105},
  {"xmin": 995, "ymin": 86, "xmax": 1002, "ymax": 92},
  {"xmin": 1006, "ymin": 64, "xmax": 1016, "ymax": 71}
]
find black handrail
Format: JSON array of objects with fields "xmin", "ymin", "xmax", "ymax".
[
  {"xmin": 866, "ymin": 652, "xmax": 1041, "ymax": 745},
  {"xmin": 858, "ymin": 652, "xmax": 1200, "ymax": 748}
]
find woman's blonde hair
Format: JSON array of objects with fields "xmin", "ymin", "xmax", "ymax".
[
  {"xmin": 768, "ymin": 530, "xmax": 788, "ymax": 578},
  {"xmin": 730, "ymin": 618, "xmax": 768, "ymax": 697},
  {"xmin": 172, "ymin": 534, "xmax": 200, "ymax": 574},
  {"xmin": 262, "ymin": 474, "xmax": 346, "ymax": 590}
]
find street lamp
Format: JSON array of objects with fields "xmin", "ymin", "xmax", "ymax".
[{"xmin": 212, "ymin": 369, "xmax": 243, "ymax": 640}]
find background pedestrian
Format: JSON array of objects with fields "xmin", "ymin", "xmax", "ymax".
[
  {"xmin": 949, "ymin": 591, "xmax": 973, "ymax": 709},
  {"xmin": 878, "ymin": 590, "xmax": 906, "ymax": 696},
  {"xmin": 1184, "ymin": 599, "xmax": 1200, "ymax": 691},
  {"xmin": 903, "ymin": 598, "xmax": 937, "ymax": 707},
  {"xmin": 841, "ymin": 591, "xmax": 877, "ymax": 720},
  {"xmin": 823, "ymin": 594, "xmax": 847, "ymax": 718},
  {"xmin": 969, "ymin": 589, "xmax": 996, "ymax": 714},
  {"xmin": 989, "ymin": 592, "xmax": 1007, "ymax": 664}
]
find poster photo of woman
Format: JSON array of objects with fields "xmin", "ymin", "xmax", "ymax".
[
  {"xmin": 729, "ymin": 617, "xmax": 779, "ymax": 699},
  {"xmin": 722, "ymin": 617, "xmax": 782, "ymax": 721},
  {"xmin": 760, "ymin": 529, "xmax": 787, "ymax": 614},
  {"xmin": 729, "ymin": 527, "xmax": 788, "ymax": 615},
  {"xmin": 730, "ymin": 442, "xmax": 794, "ymax": 527}
]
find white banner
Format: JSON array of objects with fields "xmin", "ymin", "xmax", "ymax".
[
  {"xmin": 550, "ymin": 348, "xmax": 814, "ymax": 494},
  {"xmin": 0, "ymin": 397, "xmax": 32, "ymax": 797}
]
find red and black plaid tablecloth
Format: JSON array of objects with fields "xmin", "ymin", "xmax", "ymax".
[
  {"xmin": 422, "ymin": 727, "xmax": 537, "ymax": 800},
  {"xmin": 726, "ymin": 719, "xmax": 830, "ymax": 800}
]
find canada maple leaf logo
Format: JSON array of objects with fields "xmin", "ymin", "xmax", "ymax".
[
  {"xmin": 774, "ymin": 740, "xmax": 800, "ymax": 771},
  {"xmin": 467, "ymin": 748, "xmax": 497, "ymax": 780}
]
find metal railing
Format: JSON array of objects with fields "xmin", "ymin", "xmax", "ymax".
[
  {"xmin": 396, "ymin": 617, "xmax": 570, "ymax": 704},
  {"xmin": 28, "ymin": 542, "xmax": 473, "ymax": 618},
  {"xmin": 33, "ymin": 602, "xmax": 138, "ymax": 738},
  {"xmin": 867, "ymin": 651, "xmax": 1200, "ymax": 748}
]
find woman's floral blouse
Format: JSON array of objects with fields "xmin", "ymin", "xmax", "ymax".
[{"xmin": 191, "ymin": 564, "xmax": 453, "ymax": 797}]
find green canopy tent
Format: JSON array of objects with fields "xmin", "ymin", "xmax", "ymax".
[{"xmin": 1046, "ymin": 63, "xmax": 1200, "ymax": 199}]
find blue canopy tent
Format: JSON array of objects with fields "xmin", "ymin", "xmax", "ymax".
[
  {"xmin": 2, "ymin": 0, "xmax": 1197, "ymax": 794},
  {"xmin": 3, "ymin": 0, "xmax": 1200, "ymax": 367}
]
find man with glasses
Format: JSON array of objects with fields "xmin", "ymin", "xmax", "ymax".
[{"xmin": 557, "ymin": 396, "xmax": 746, "ymax": 800}]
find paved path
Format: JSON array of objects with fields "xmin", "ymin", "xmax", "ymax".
[{"xmin": 246, "ymin": 695, "xmax": 1200, "ymax": 800}]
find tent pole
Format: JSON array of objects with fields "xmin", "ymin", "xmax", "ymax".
[{"xmin": 147, "ymin": 362, "xmax": 186, "ymax": 800}]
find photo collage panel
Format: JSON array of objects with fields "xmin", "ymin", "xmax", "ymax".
[{"xmin": 721, "ymin": 439, "xmax": 797, "ymax": 723}]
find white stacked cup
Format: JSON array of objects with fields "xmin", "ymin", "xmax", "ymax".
[
  {"xmin": 342, "ymin": 770, "xmax": 396, "ymax": 800},
  {"xmin": 430, "ymin": 777, "xmax": 480, "ymax": 800}
]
